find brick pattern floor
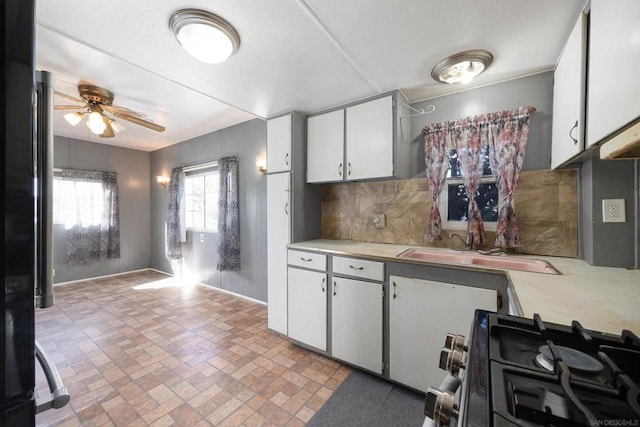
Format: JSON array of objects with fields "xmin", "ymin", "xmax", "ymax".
[{"xmin": 35, "ymin": 270, "xmax": 350, "ymax": 426}]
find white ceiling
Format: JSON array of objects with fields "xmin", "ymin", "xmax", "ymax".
[{"xmin": 35, "ymin": 0, "xmax": 587, "ymax": 152}]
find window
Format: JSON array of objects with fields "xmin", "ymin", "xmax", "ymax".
[
  {"xmin": 53, "ymin": 178, "xmax": 105, "ymax": 229},
  {"xmin": 184, "ymin": 169, "xmax": 219, "ymax": 231},
  {"xmin": 439, "ymin": 147, "xmax": 498, "ymax": 230},
  {"xmin": 52, "ymin": 169, "xmax": 120, "ymax": 264}
]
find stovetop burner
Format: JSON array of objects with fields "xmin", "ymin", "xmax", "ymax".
[
  {"xmin": 459, "ymin": 310, "xmax": 640, "ymax": 426},
  {"xmin": 535, "ymin": 344, "xmax": 605, "ymax": 373}
]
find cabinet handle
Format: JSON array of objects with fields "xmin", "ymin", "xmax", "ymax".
[
  {"xmin": 392, "ymin": 281, "xmax": 398, "ymax": 299},
  {"xmin": 338, "ymin": 162, "xmax": 343, "ymax": 177},
  {"xmin": 569, "ymin": 120, "xmax": 578, "ymax": 145},
  {"xmin": 321, "ymin": 277, "xmax": 325, "ymax": 293},
  {"xmin": 348, "ymin": 265, "xmax": 364, "ymax": 271},
  {"xmin": 284, "ymin": 202, "xmax": 289, "ymax": 215},
  {"xmin": 348, "ymin": 162, "xmax": 352, "ymax": 176},
  {"xmin": 300, "ymin": 257, "xmax": 312, "ymax": 262},
  {"xmin": 285, "ymin": 152, "xmax": 289, "ymax": 166},
  {"xmin": 333, "ymin": 280, "xmax": 337, "ymax": 296}
]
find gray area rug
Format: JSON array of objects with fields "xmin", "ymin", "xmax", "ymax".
[{"xmin": 307, "ymin": 369, "xmax": 426, "ymax": 426}]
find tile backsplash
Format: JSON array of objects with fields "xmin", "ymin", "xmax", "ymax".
[{"xmin": 321, "ymin": 169, "xmax": 578, "ymax": 258}]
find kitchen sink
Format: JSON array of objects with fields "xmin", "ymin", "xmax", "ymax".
[{"xmin": 396, "ymin": 248, "xmax": 559, "ymax": 274}]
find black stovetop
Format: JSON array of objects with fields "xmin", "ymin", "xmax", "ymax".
[{"xmin": 460, "ymin": 310, "xmax": 640, "ymax": 426}]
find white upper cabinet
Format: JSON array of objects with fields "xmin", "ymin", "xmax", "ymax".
[
  {"xmin": 306, "ymin": 94, "xmax": 396, "ymax": 183},
  {"xmin": 587, "ymin": 0, "xmax": 640, "ymax": 147},
  {"xmin": 267, "ymin": 114, "xmax": 292, "ymax": 173},
  {"xmin": 307, "ymin": 109, "xmax": 344, "ymax": 183},
  {"xmin": 551, "ymin": 12, "xmax": 586, "ymax": 169},
  {"xmin": 346, "ymin": 95, "xmax": 394, "ymax": 180}
]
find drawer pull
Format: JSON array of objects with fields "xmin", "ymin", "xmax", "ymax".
[
  {"xmin": 333, "ymin": 281, "xmax": 337, "ymax": 296},
  {"xmin": 300, "ymin": 257, "xmax": 313, "ymax": 262},
  {"xmin": 348, "ymin": 265, "xmax": 364, "ymax": 271},
  {"xmin": 392, "ymin": 281, "xmax": 398, "ymax": 299},
  {"xmin": 321, "ymin": 277, "xmax": 325, "ymax": 293}
]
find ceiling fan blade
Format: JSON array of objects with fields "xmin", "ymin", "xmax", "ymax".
[
  {"xmin": 102, "ymin": 104, "xmax": 144, "ymax": 118},
  {"xmin": 54, "ymin": 105, "xmax": 85, "ymax": 110},
  {"xmin": 114, "ymin": 112, "xmax": 165, "ymax": 133},
  {"xmin": 99, "ymin": 119, "xmax": 115, "ymax": 138},
  {"xmin": 54, "ymin": 90, "xmax": 83, "ymax": 103}
]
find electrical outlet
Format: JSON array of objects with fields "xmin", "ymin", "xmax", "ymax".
[
  {"xmin": 602, "ymin": 199, "xmax": 626, "ymax": 223},
  {"xmin": 372, "ymin": 213, "xmax": 386, "ymax": 229},
  {"xmin": 200, "ymin": 233, "xmax": 205, "ymax": 242}
]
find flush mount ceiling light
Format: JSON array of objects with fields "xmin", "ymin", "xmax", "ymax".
[
  {"xmin": 169, "ymin": 9, "xmax": 240, "ymax": 64},
  {"xmin": 431, "ymin": 50, "xmax": 493, "ymax": 84}
]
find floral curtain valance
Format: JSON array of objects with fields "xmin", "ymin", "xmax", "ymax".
[
  {"xmin": 422, "ymin": 106, "xmax": 536, "ymax": 248},
  {"xmin": 56, "ymin": 169, "xmax": 120, "ymax": 264}
]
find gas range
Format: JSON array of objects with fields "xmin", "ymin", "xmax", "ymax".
[{"xmin": 425, "ymin": 310, "xmax": 640, "ymax": 426}]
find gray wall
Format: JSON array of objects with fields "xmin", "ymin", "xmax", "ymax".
[
  {"xmin": 150, "ymin": 118, "xmax": 268, "ymax": 301},
  {"xmin": 581, "ymin": 157, "xmax": 637, "ymax": 267},
  {"xmin": 53, "ymin": 136, "xmax": 151, "ymax": 282},
  {"xmin": 408, "ymin": 71, "xmax": 554, "ymax": 177}
]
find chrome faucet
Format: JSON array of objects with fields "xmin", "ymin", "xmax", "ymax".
[{"xmin": 449, "ymin": 232, "xmax": 472, "ymax": 250}]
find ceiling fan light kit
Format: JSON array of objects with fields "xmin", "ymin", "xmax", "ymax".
[
  {"xmin": 55, "ymin": 84, "xmax": 165, "ymax": 138},
  {"xmin": 169, "ymin": 9, "xmax": 241, "ymax": 64},
  {"xmin": 431, "ymin": 49, "xmax": 493, "ymax": 84}
]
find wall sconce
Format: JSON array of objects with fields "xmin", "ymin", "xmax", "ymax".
[
  {"xmin": 256, "ymin": 157, "xmax": 267, "ymax": 174},
  {"xmin": 157, "ymin": 176, "xmax": 171, "ymax": 188}
]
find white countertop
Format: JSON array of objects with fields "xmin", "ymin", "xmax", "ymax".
[{"xmin": 289, "ymin": 239, "xmax": 640, "ymax": 336}]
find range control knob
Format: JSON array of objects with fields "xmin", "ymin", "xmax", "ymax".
[
  {"xmin": 444, "ymin": 333, "xmax": 467, "ymax": 351},
  {"xmin": 424, "ymin": 387, "xmax": 458, "ymax": 426},
  {"xmin": 439, "ymin": 348, "xmax": 465, "ymax": 377}
]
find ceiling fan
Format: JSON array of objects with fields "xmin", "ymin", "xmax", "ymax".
[{"xmin": 54, "ymin": 84, "xmax": 165, "ymax": 138}]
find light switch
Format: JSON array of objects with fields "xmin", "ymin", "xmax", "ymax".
[{"xmin": 602, "ymin": 199, "xmax": 626, "ymax": 223}]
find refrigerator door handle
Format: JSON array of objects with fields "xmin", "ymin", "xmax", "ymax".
[{"xmin": 34, "ymin": 340, "xmax": 70, "ymax": 413}]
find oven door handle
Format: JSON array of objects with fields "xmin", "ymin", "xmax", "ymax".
[{"xmin": 35, "ymin": 340, "xmax": 71, "ymax": 413}]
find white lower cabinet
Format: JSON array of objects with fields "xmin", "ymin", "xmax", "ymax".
[
  {"xmin": 389, "ymin": 275, "xmax": 497, "ymax": 393},
  {"xmin": 331, "ymin": 277, "xmax": 383, "ymax": 374},
  {"xmin": 287, "ymin": 267, "xmax": 327, "ymax": 351},
  {"xmin": 266, "ymin": 173, "xmax": 290, "ymax": 335}
]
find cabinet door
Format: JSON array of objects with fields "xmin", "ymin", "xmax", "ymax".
[
  {"xmin": 307, "ymin": 109, "xmax": 345, "ymax": 183},
  {"xmin": 587, "ymin": 0, "xmax": 640, "ymax": 147},
  {"xmin": 346, "ymin": 95, "xmax": 393, "ymax": 180},
  {"xmin": 389, "ymin": 275, "xmax": 496, "ymax": 392},
  {"xmin": 288, "ymin": 267, "xmax": 327, "ymax": 351},
  {"xmin": 267, "ymin": 172, "xmax": 290, "ymax": 335},
  {"xmin": 267, "ymin": 114, "xmax": 292, "ymax": 173},
  {"xmin": 331, "ymin": 278, "xmax": 382, "ymax": 374},
  {"xmin": 551, "ymin": 13, "xmax": 586, "ymax": 169}
]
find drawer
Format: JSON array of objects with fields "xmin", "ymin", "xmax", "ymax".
[
  {"xmin": 288, "ymin": 250, "xmax": 327, "ymax": 271},
  {"xmin": 332, "ymin": 256, "xmax": 384, "ymax": 281}
]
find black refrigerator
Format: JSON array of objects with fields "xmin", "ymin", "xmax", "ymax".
[{"xmin": 2, "ymin": 0, "xmax": 68, "ymax": 424}]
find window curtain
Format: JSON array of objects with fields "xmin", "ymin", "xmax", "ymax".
[
  {"xmin": 454, "ymin": 117, "xmax": 488, "ymax": 248},
  {"xmin": 166, "ymin": 166, "xmax": 185, "ymax": 260},
  {"xmin": 59, "ymin": 169, "xmax": 120, "ymax": 264},
  {"xmin": 217, "ymin": 156, "xmax": 240, "ymax": 271},
  {"xmin": 487, "ymin": 106, "xmax": 536, "ymax": 248},
  {"xmin": 423, "ymin": 124, "xmax": 452, "ymax": 242},
  {"xmin": 423, "ymin": 106, "xmax": 536, "ymax": 245}
]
